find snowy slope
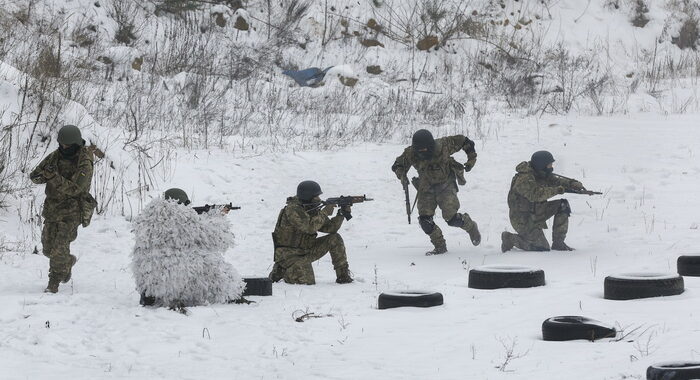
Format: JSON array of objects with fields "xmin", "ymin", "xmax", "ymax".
[{"xmin": 2, "ymin": 113, "xmax": 700, "ymax": 379}]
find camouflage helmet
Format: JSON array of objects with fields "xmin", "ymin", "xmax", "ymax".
[
  {"xmin": 57, "ymin": 125, "xmax": 83, "ymax": 146},
  {"xmin": 297, "ymin": 180, "xmax": 322, "ymax": 201},
  {"xmin": 164, "ymin": 188, "xmax": 190, "ymax": 205},
  {"xmin": 412, "ymin": 129, "xmax": 435, "ymax": 159},
  {"xmin": 530, "ymin": 151, "xmax": 555, "ymax": 171}
]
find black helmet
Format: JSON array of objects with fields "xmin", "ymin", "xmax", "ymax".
[
  {"xmin": 297, "ymin": 180, "xmax": 322, "ymax": 201},
  {"xmin": 57, "ymin": 125, "xmax": 83, "ymax": 146},
  {"xmin": 530, "ymin": 151, "xmax": 555, "ymax": 171},
  {"xmin": 412, "ymin": 129, "xmax": 435, "ymax": 160},
  {"xmin": 164, "ymin": 188, "xmax": 190, "ymax": 205}
]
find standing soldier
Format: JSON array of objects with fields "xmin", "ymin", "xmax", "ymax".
[
  {"xmin": 269, "ymin": 181, "xmax": 353, "ymax": 285},
  {"xmin": 30, "ymin": 125, "xmax": 96, "ymax": 293},
  {"xmin": 392, "ymin": 129, "xmax": 481, "ymax": 255},
  {"xmin": 501, "ymin": 151, "xmax": 586, "ymax": 252}
]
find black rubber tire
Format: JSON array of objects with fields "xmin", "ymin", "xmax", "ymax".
[
  {"xmin": 604, "ymin": 273, "xmax": 684, "ymax": 300},
  {"xmin": 468, "ymin": 265, "xmax": 545, "ymax": 289},
  {"xmin": 647, "ymin": 362, "xmax": 700, "ymax": 380},
  {"xmin": 378, "ymin": 291, "xmax": 443, "ymax": 310},
  {"xmin": 541, "ymin": 316, "xmax": 616, "ymax": 341},
  {"xmin": 677, "ymin": 256, "xmax": 700, "ymax": 277},
  {"xmin": 242, "ymin": 277, "xmax": 272, "ymax": 296}
]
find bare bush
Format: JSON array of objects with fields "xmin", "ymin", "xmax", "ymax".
[{"xmin": 108, "ymin": 0, "xmax": 140, "ymax": 45}]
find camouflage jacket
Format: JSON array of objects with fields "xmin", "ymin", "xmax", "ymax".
[
  {"xmin": 30, "ymin": 146, "xmax": 94, "ymax": 222},
  {"xmin": 507, "ymin": 161, "xmax": 580, "ymax": 217},
  {"xmin": 272, "ymin": 196, "xmax": 344, "ymax": 250},
  {"xmin": 391, "ymin": 135, "xmax": 476, "ymax": 191}
]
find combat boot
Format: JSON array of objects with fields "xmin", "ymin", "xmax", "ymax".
[
  {"xmin": 62, "ymin": 254, "xmax": 78, "ymax": 283},
  {"xmin": 468, "ymin": 223, "xmax": 481, "ymax": 246},
  {"xmin": 268, "ymin": 263, "xmax": 285, "ymax": 283},
  {"xmin": 425, "ymin": 245, "xmax": 448, "ymax": 256},
  {"xmin": 552, "ymin": 240, "xmax": 574, "ymax": 251},
  {"xmin": 501, "ymin": 231, "xmax": 515, "ymax": 253},
  {"xmin": 44, "ymin": 278, "xmax": 60, "ymax": 293},
  {"xmin": 335, "ymin": 267, "xmax": 354, "ymax": 284}
]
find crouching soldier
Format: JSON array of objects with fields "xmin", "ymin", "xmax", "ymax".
[
  {"xmin": 391, "ymin": 129, "xmax": 481, "ymax": 255},
  {"xmin": 30, "ymin": 125, "xmax": 96, "ymax": 293},
  {"xmin": 269, "ymin": 181, "xmax": 353, "ymax": 285},
  {"xmin": 501, "ymin": 151, "xmax": 586, "ymax": 252},
  {"xmin": 132, "ymin": 188, "xmax": 245, "ymax": 308}
]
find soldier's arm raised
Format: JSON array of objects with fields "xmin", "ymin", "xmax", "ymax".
[
  {"xmin": 48, "ymin": 154, "xmax": 94, "ymax": 196},
  {"xmin": 285, "ymin": 204, "xmax": 334, "ymax": 234},
  {"xmin": 443, "ymin": 135, "xmax": 477, "ymax": 170},
  {"xmin": 513, "ymin": 175, "xmax": 561, "ymax": 202},
  {"xmin": 319, "ymin": 212, "xmax": 344, "ymax": 233}
]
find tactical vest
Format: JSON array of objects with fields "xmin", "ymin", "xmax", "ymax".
[
  {"xmin": 412, "ymin": 145, "xmax": 465, "ymax": 188},
  {"xmin": 42, "ymin": 147, "xmax": 96, "ymax": 225},
  {"xmin": 271, "ymin": 198, "xmax": 318, "ymax": 250},
  {"xmin": 507, "ymin": 174, "xmax": 537, "ymax": 213}
]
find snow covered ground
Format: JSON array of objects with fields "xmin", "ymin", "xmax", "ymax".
[{"xmin": 2, "ymin": 112, "xmax": 700, "ymax": 379}]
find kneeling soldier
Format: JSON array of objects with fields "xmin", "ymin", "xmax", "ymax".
[
  {"xmin": 269, "ymin": 181, "xmax": 353, "ymax": 285},
  {"xmin": 502, "ymin": 151, "xmax": 586, "ymax": 252}
]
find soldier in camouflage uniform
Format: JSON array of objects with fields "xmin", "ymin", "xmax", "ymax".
[
  {"xmin": 392, "ymin": 129, "xmax": 481, "ymax": 255},
  {"xmin": 30, "ymin": 125, "xmax": 95, "ymax": 293},
  {"xmin": 501, "ymin": 151, "xmax": 585, "ymax": 252},
  {"xmin": 269, "ymin": 181, "xmax": 353, "ymax": 285}
]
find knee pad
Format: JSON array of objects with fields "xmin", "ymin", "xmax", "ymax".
[
  {"xmin": 558, "ymin": 199, "xmax": 571, "ymax": 216},
  {"xmin": 418, "ymin": 216, "xmax": 435, "ymax": 234},
  {"xmin": 446, "ymin": 214, "xmax": 465, "ymax": 227}
]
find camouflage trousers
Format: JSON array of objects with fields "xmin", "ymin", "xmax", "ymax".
[
  {"xmin": 509, "ymin": 199, "xmax": 569, "ymax": 251},
  {"xmin": 274, "ymin": 233, "xmax": 348, "ymax": 285},
  {"xmin": 41, "ymin": 220, "xmax": 80, "ymax": 281},
  {"xmin": 417, "ymin": 182, "xmax": 476, "ymax": 249}
]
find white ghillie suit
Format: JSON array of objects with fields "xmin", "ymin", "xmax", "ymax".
[{"xmin": 131, "ymin": 198, "xmax": 245, "ymax": 307}]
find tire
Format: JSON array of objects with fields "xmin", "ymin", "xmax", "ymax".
[
  {"xmin": 647, "ymin": 362, "xmax": 700, "ymax": 380},
  {"xmin": 604, "ymin": 273, "xmax": 684, "ymax": 300},
  {"xmin": 242, "ymin": 277, "xmax": 273, "ymax": 296},
  {"xmin": 677, "ymin": 256, "xmax": 700, "ymax": 277},
  {"xmin": 378, "ymin": 291, "xmax": 443, "ymax": 310},
  {"xmin": 468, "ymin": 265, "xmax": 545, "ymax": 290},
  {"xmin": 541, "ymin": 316, "xmax": 616, "ymax": 341}
]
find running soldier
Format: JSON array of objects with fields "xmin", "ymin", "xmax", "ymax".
[
  {"xmin": 30, "ymin": 125, "xmax": 96, "ymax": 293},
  {"xmin": 392, "ymin": 129, "xmax": 481, "ymax": 255}
]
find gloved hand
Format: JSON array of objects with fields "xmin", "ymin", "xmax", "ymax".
[
  {"xmin": 571, "ymin": 181, "xmax": 584, "ymax": 190},
  {"xmin": 555, "ymin": 186, "xmax": 566, "ymax": 195},
  {"xmin": 464, "ymin": 161, "xmax": 475, "ymax": 172},
  {"xmin": 43, "ymin": 165, "xmax": 57, "ymax": 179},
  {"xmin": 339, "ymin": 204, "xmax": 352, "ymax": 220}
]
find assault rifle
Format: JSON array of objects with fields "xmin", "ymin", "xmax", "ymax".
[
  {"xmin": 552, "ymin": 173, "xmax": 603, "ymax": 196},
  {"xmin": 566, "ymin": 189, "xmax": 602, "ymax": 196},
  {"xmin": 193, "ymin": 203, "xmax": 241, "ymax": 214},
  {"xmin": 402, "ymin": 179, "xmax": 411, "ymax": 224},
  {"xmin": 325, "ymin": 195, "xmax": 373, "ymax": 220},
  {"xmin": 306, "ymin": 195, "xmax": 373, "ymax": 221}
]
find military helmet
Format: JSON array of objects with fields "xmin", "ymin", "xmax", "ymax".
[
  {"xmin": 530, "ymin": 151, "xmax": 555, "ymax": 171},
  {"xmin": 57, "ymin": 125, "xmax": 83, "ymax": 146},
  {"xmin": 164, "ymin": 188, "xmax": 190, "ymax": 205},
  {"xmin": 412, "ymin": 129, "xmax": 436, "ymax": 159},
  {"xmin": 297, "ymin": 180, "xmax": 322, "ymax": 201}
]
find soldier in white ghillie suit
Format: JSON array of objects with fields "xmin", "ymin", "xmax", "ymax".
[{"xmin": 131, "ymin": 188, "xmax": 245, "ymax": 308}]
